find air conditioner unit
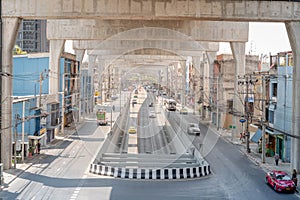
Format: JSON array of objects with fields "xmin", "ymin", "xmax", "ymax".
[{"xmin": 271, "ymin": 96, "xmax": 277, "ymax": 103}]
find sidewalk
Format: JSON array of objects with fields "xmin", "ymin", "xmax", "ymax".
[{"xmin": 1, "ymin": 118, "xmax": 85, "ymax": 190}]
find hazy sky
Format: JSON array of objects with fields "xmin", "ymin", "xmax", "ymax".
[{"xmin": 219, "ymin": 22, "xmax": 291, "ymax": 56}]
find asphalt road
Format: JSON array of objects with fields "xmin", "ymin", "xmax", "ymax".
[{"xmin": 0, "ymin": 108, "xmax": 299, "ymax": 199}]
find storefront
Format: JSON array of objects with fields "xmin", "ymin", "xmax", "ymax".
[{"xmin": 28, "ymin": 127, "xmax": 47, "ymax": 155}]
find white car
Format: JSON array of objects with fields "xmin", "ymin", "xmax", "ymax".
[
  {"xmin": 149, "ymin": 111, "xmax": 156, "ymax": 118},
  {"xmin": 187, "ymin": 123, "xmax": 201, "ymax": 136}
]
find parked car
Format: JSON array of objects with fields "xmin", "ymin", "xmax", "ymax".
[
  {"xmin": 265, "ymin": 170, "xmax": 296, "ymax": 192},
  {"xmin": 179, "ymin": 107, "xmax": 188, "ymax": 114},
  {"xmin": 149, "ymin": 111, "xmax": 156, "ymax": 118},
  {"xmin": 128, "ymin": 126, "xmax": 137, "ymax": 134},
  {"xmin": 187, "ymin": 123, "xmax": 201, "ymax": 136},
  {"xmin": 149, "ymin": 102, "xmax": 153, "ymax": 107}
]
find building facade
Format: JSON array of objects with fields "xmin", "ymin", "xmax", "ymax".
[
  {"xmin": 212, "ymin": 54, "xmax": 260, "ymax": 129},
  {"xmin": 12, "ymin": 53, "xmax": 80, "ymax": 160},
  {"xmin": 16, "ymin": 20, "xmax": 49, "ymax": 53},
  {"xmin": 267, "ymin": 51, "xmax": 293, "ymax": 162}
]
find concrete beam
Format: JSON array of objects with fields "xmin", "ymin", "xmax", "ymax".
[
  {"xmin": 74, "ymin": 38, "xmax": 219, "ymax": 52},
  {"xmin": 3, "ymin": 0, "xmax": 300, "ymax": 22},
  {"xmin": 95, "ymin": 54, "xmax": 185, "ymax": 61},
  {"xmin": 47, "ymin": 19, "xmax": 248, "ymax": 42},
  {"xmin": 87, "ymin": 49, "xmax": 206, "ymax": 57}
]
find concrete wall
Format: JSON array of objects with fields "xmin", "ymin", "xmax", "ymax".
[
  {"xmin": 12, "ymin": 54, "xmax": 65, "ymax": 96},
  {"xmin": 13, "ymin": 55, "xmax": 50, "ymax": 96}
]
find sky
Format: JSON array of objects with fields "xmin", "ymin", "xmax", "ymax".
[
  {"xmin": 65, "ymin": 22, "xmax": 292, "ymax": 59},
  {"xmin": 219, "ymin": 22, "xmax": 291, "ymax": 56}
]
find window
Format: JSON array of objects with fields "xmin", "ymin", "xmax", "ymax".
[
  {"xmin": 279, "ymin": 56, "xmax": 286, "ymax": 67},
  {"xmin": 227, "ymin": 99, "xmax": 233, "ymax": 113},
  {"xmin": 272, "ymin": 83, "xmax": 277, "ymax": 97},
  {"xmin": 288, "ymin": 54, "xmax": 293, "ymax": 66},
  {"xmin": 269, "ymin": 111, "xmax": 274, "ymax": 124}
]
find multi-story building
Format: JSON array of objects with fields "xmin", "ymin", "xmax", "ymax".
[
  {"xmin": 12, "ymin": 52, "xmax": 80, "ymax": 160},
  {"xmin": 267, "ymin": 51, "xmax": 293, "ymax": 162},
  {"xmin": 16, "ymin": 20, "xmax": 49, "ymax": 53},
  {"xmin": 212, "ymin": 54, "xmax": 260, "ymax": 129}
]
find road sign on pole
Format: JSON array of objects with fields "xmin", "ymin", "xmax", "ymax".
[{"xmin": 239, "ymin": 118, "xmax": 246, "ymax": 123}]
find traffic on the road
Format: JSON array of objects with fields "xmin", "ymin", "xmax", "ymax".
[{"xmin": 1, "ymin": 87, "xmax": 299, "ymax": 200}]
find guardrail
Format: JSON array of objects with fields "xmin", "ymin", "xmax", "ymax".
[
  {"xmin": 90, "ymin": 163, "xmax": 211, "ymax": 180},
  {"xmin": 93, "ymin": 99, "xmax": 131, "ymax": 163}
]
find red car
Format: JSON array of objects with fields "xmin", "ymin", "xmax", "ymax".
[{"xmin": 265, "ymin": 170, "xmax": 296, "ymax": 192}]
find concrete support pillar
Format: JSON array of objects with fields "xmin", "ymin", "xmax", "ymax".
[
  {"xmin": 230, "ymin": 42, "xmax": 246, "ymax": 140},
  {"xmin": 180, "ymin": 60, "xmax": 186, "ymax": 107},
  {"xmin": 192, "ymin": 56, "xmax": 201, "ymax": 115},
  {"xmin": 97, "ymin": 59, "xmax": 105, "ymax": 105},
  {"xmin": 49, "ymin": 39, "xmax": 65, "ymax": 99},
  {"xmin": 286, "ymin": 22, "xmax": 300, "ymax": 172},
  {"xmin": 75, "ymin": 49, "xmax": 85, "ymax": 63},
  {"xmin": 2, "ymin": 18, "xmax": 21, "ymax": 169},
  {"xmin": 88, "ymin": 55, "xmax": 96, "ymax": 114},
  {"xmin": 74, "ymin": 50, "xmax": 85, "ymax": 122},
  {"xmin": 207, "ymin": 52, "xmax": 217, "ymax": 121}
]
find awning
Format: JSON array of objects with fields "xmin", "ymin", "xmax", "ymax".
[
  {"xmin": 265, "ymin": 128, "xmax": 274, "ymax": 134},
  {"xmin": 265, "ymin": 128, "xmax": 283, "ymax": 136},
  {"xmin": 28, "ymin": 133, "xmax": 46, "ymax": 140},
  {"xmin": 251, "ymin": 129, "xmax": 262, "ymax": 143}
]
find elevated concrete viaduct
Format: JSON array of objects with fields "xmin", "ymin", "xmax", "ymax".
[{"xmin": 1, "ymin": 0, "xmax": 300, "ymax": 173}]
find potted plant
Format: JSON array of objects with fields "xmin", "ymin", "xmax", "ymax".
[{"xmin": 28, "ymin": 146, "xmax": 35, "ymax": 157}]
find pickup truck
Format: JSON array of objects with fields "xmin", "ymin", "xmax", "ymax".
[{"xmin": 187, "ymin": 123, "xmax": 201, "ymax": 136}]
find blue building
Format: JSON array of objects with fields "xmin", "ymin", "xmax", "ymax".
[
  {"xmin": 268, "ymin": 51, "xmax": 293, "ymax": 162},
  {"xmin": 12, "ymin": 53, "xmax": 80, "ymax": 158}
]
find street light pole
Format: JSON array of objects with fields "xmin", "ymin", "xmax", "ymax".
[
  {"xmin": 261, "ymin": 75, "xmax": 266, "ymax": 163},
  {"xmin": 245, "ymin": 75, "xmax": 251, "ymax": 153},
  {"xmin": 61, "ymin": 74, "xmax": 65, "ymax": 134}
]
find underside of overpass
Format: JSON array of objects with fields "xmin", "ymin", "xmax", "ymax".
[{"xmin": 1, "ymin": 0, "xmax": 300, "ymax": 174}]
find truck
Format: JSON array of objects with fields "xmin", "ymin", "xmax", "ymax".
[{"xmin": 96, "ymin": 110, "xmax": 108, "ymax": 125}]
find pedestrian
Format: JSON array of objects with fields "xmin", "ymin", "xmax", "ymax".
[
  {"xmin": 274, "ymin": 153, "xmax": 279, "ymax": 166},
  {"xmin": 36, "ymin": 140, "xmax": 41, "ymax": 154},
  {"xmin": 292, "ymin": 169, "xmax": 298, "ymax": 187}
]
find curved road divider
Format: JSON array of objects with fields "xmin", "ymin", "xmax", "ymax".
[{"xmin": 90, "ymin": 163, "xmax": 211, "ymax": 180}]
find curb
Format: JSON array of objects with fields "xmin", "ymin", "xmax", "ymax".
[{"xmin": 89, "ymin": 164, "xmax": 211, "ymax": 180}]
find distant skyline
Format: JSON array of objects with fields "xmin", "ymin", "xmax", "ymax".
[{"xmin": 219, "ymin": 22, "xmax": 292, "ymax": 56}]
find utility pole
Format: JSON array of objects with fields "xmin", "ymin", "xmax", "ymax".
[
  {"xmin": 39, "ymin": 72, "xmax": 43, "ymax": 107},
  {"xmin": 21, "ymin": 101, "xmax": 25, "ymax": 163},
  {"xmin": 245, "ymin": 75, "xmax": 251, "ymax": 153},
  {"xmin": 216, "ymin": 75, "xmax": 219, "ymax": 130},
  {"xmin": 14, "ymin": 114, "xmax": 20, "ymax": 169},
  {"xmin": 261, "ymin": 75, "xmax": 266, "ymax": 163},
  {"xmin": 0, "ymin": 0, "xmax": 3, "ymax": 164},
  {"xmin": 61, "ymin": 74, "xmax": 65, "ymax": 134}
]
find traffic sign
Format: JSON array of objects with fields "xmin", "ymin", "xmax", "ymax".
[{"xmin": 239, "ymin": 118, "xmax": 246, "ymax": 123}]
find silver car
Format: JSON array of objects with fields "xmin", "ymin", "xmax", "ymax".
[{"xmin": 187, "ymin": 123, "xmax": 201, "ymax": 136}]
